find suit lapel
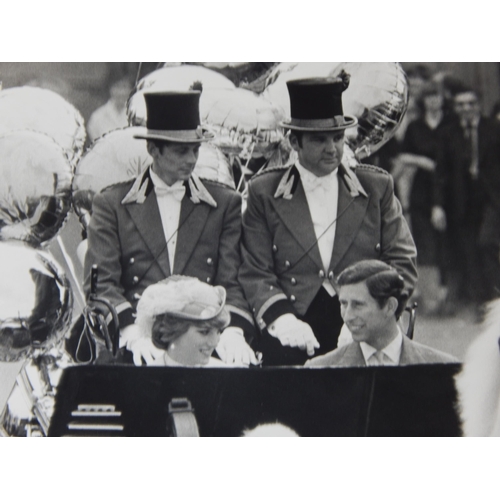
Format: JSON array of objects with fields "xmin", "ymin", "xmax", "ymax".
[
  {"xmin": 273, "ymin": 179, "xmax": 323, "ymax": 269},
  {"xmin": 340, "ymin": 342, "xmax": 366, "ymax": 366},
  {"xmin": 330, "ymin": 172, "xmax": 370, "ymax": 271},
  {"xmin": 399, "ymin": 336, "xmax": 425, "ymax": 365},
  {"xmin": 173, "ymin": 197, "xmax": 210, "ymax": 274},
  {"xmin": 126, "ymin": 190, "xmax": 170, "ymax": 278}
]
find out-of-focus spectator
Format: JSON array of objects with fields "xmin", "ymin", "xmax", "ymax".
[
  {"xmin": 87, "ymin": 75, "xmax": 133, "ymax": 142},
  {"xmin": 396, "ymin": 82, "xmax": 451, "ymax": 315},
  {"xmin": 432, "ymin": 85, "xmax": 500, "ymax": 318},
  {"xmin": 490, "ymin": 101, "xmax": 500, "ymax": 123}
]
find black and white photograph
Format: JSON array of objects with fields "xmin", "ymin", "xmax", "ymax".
[{"xmin": 1, "ymin": 60, "xmax": 499, "ymax": 441}]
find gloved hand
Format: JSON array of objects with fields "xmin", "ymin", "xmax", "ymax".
[
  {"xmin": 216, "ymin": 327, "xmax": 259, "ymax": 366},
  {"xmin": 268, "ymin": 314, "xmax": 319, "ymax": 356},
  {"xmin": 120, "ymin": 323, "xmax": 165, "ymax": 366}
]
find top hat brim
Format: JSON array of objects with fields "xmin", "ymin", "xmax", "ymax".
[
  {"xmin": 280, "ymin": 115, "xmax": 358, "ymax": 132},
  {"xmin": 133, "ymin": 127, "xmax": 214, "ymax": 143}
]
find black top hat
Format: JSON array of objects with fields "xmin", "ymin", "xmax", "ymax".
[
  {"xmin": 134, "ymin": 91, "xmax": 213, "ymax": 143},
  {"xmin": 281, "ymin": 77, "xmax": 357, "ymax": 132}
]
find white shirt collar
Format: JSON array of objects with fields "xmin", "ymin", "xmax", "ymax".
[
  {"xmin": 295, "ymin": 161, "xmax": 338, "ymax": 191},
  {"xmin": 360, "ymin": 329, "xmax": 403, "ymax": 365}
]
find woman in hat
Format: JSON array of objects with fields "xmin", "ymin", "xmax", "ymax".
[{"xmin": 135, "ymin": 275, "xmax": 231, "ymax": 367}]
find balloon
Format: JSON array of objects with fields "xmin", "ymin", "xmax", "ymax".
[
  {"xmin": 200, "ymin": 87, "xmax": 286, "ymax": 159},
  {"xmin": 127, "ymin": 66, "xmax": 235, "ymax": 126},
  {"xmin": 72, "ymin": 126, "xmax": 234, "ymax": 229},
  {"xmin": 0, "ymin": 240, "xmax": 73, "ymax": 362},
  {"xmin": 0, "ymin": 130, "xmax": 73, "ymax": 246},
  {"xmin": 339, "ymin": 62, "xmax": 409, "ymax": 159},
  {"xmin": 0, "ymin": 86, "xmax": 86, "ymax": 168}
]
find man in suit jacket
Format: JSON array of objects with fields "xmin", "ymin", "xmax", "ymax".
[
  {"xmin": 306, "ymin": 260, "xmax": 456, "ymax": 367},
  {"xmin": 432, "ymin": 86, "xmax": 500, "ymax": 311},
  {"xmin": 239, "ymin": 76, "xmax": 417, "ymax": 366},
  {"xmin": 84, "ymin": 91, "xmax": 256, "ymax": 366}
]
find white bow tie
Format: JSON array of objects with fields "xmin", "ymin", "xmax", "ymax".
[
  {"xmin": 301, "ymin": 173, "xmax": 335, "ymax": 194},
  {"xmin": 154, "ymin": 183, "xmax": 186, "ymax": 201}
]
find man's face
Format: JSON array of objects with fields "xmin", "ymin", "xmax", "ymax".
[
  {"xmin": 290, "ymin": 131, "xmax": 345, "ymax": 177},
  {"xmin": 150, "ymin": 141, "xmax": 201, "ymax": 185},
  {"xmin": 453, "ymin": 91, "xmax": 481, "ymax": 123},
  {"xmin": 339, "ymin": 281, "xmax": 392, "ymax": 347}
]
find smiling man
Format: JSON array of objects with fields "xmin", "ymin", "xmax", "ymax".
[
  {"xmin": 84, "ymin": 91, "xmax": 256, "ymax": 366},
  {"xmin": 306, "ymin": 260, "xmax": 456, "ymax": 367},
  {"xmin": 239, "ymin": 76, "xmax": 417, "ymax": 366}
]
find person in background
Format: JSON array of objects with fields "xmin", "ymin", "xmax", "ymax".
[
  {"xmin": 87, "ymin": 75, "xmax": 133, "ymax": 142},
  {"xmin": 396, "ymin": 81, "xmax": 450, "ymax": 315},
  {"xmin": 432, "ymin": 85, "xmax": 500, "ymax": 319},
  {"xmin": 305, "ymin": 260, "xmax": 457, "ymax": 367}
]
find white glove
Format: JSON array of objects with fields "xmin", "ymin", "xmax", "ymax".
[
  {"xmin": 216, "ymin": 327, "xmax": 259, "ymax": 366},
  {"xmin": 268, "ymin": 314, "xmax": 319, "ymax": 356},
  {"xmin": 120, "ymin": 323, "xmax": 165, "ymax": 366}
]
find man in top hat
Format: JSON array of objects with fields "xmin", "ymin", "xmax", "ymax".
[
  {"xmin": 238, "ymin": 75, "xmax": 417, "ymax": 366},
  {"xmin": 305, "ymin": 260, "xmax": 456, "ymax": 367},
  {"xmin": 84, "ymin": 91, "xmax": 257, "ymax": 366}
]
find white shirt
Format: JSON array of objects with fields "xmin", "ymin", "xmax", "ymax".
[
  {"xmin": 295, "ymin": 162, "xmax": 338, "ymax": 296},
  {"xmin": 360, "ymin": 330, "xmax": 403, "ymax": 366},
  {"xmin": 150, "ymin": 168, "xmax": 184, "ymax": 273}
]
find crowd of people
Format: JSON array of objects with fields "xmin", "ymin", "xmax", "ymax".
[
  {"xmin": 75, "ymin": 69, "xmax": 475, "ymax": 370},
  {"xmin": 368, "ymin": 65, "xmax": 500, "ymax": 321}
]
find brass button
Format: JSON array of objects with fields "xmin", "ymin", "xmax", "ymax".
[
  {"xmin": 328, "ymin": 271, "xmax": 334, "ymax": 280},
  {"xmin": 375, "ymin": 243, "xmax": 381, "ymax": 251},
  {"xmin": 318, "ymin": 270, "xmax": 325, "ymax": 278},
  {"xmin": 207, "ymin": 258, "xmax": 213, "ymax": 265},
  {"xmin": 291, "ymin": 278, "xmax": 296, "ymax": 285},
  {"xmin": 290, "ymin": 295, "xmax": 296, "ymax": 302},
  {"xmin": 285, "ymin": 260, "xmax": 291, "ymax": 268},
  {"xmin": 253, "ymin": 308, "xmax": 256, "ymax": 313},
  {"xmin": 133, "ymin": 276, "xmax": 139, "ymax": 283},
  {"xmin": 129, "ymin": 257, "xmax": 135, "ymax": 264},
  {"xmin": 206, "ymin": 277, "xmax": 211, "ymax": 283},
  {"xmin": 270, "ymin": 285, "xmax": 274, "ymax": 290},
  {"xmin": 272, "ymin": 245, "xmax": 278, "ymax": 252}
]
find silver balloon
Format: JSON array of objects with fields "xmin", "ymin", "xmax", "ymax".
[
  {"xmin": 0, "ymin": 86, "xmax": 86, "ymax": 168},
  {"xmin": 127, "ymin": 66, "xmax": 235, "ymax": 126},
  {"xmin": 73, "ymin": 126, "xmax": 234, "ymax": 229},
  {"xmin": 200, "ymin": 87, "xmax": 286, "ymax": 159},
  {"xmin": 339, "ymin": 62, "xmax": 409, "ymax": 159},
  {"xmin": 0, "ymin": 240, "xmax": 73, "ymax": 362},
  {"xmin": 0, "ymin": 130, "xmax": 73, "ymax": 246}
]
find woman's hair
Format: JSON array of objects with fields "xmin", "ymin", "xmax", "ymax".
[
  {"xmin": 151, "ymin": 306, "xmax": 230, "ymax": 350},
  {"xmin": 337, "ymin": 260, "xmax": 409, "ymax": 319}
]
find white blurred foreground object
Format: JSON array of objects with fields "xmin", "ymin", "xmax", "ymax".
[
  {"xmin": 455, "ymin": 299, "xmax": 500, "ymax": 436},
  {"xmin": 242, "ymin": 422, "xmax": 300, "ymax": 437}
]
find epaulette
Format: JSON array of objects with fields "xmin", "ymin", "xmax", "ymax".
[
  {"xmin": 252, "ymin": 164, "xmax": 291, "ymax": 179},
  {"xmin": 357, "ymin": 163, "xmax": 391, "ymax": 176}
]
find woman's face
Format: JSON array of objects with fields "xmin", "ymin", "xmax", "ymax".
[
  {"xmin": 168, "ymin": 324, "xmax": 221, "ymax": 365},
  {"xmin": 423, "ymin": 93, "xmax": 443, "ymax": 112}
]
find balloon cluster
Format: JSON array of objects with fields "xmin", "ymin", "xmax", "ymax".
[{"xmin": 0, "ymin": 87, "xmax": 80, "ymax": 363}]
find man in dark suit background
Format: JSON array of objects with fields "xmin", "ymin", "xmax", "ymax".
[
  {"xmin": 306, "ymin": 260, "xmax": 456, "ymax": 367},
  {"xmin": 239, "ymin": 75, "xmax": 417, "ymax": 366},
  {"xmin": 84, "ymin": 91, "xmax": 257, "ymax": 366},
  {"xmin": 432, "ymin": 86, "xmax": 500, "ymax": 316}
]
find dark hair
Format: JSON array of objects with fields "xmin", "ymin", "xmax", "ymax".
[
  {"xmin": 289, "ymin": 130, "xmax": 304, "ymax": 148},
  {"xmin": 151, "ymin": 307, "xmax": 230, "ymax": 350},
  {"xmin": 337, "ymin": 260, "xmax": 408, "ymax": 319},
  {"xmin": 405, "ymin": 64, "xmax": 432, "ymax": 81},
  {"xmin": 147, "ymin": 139, "xmax": 172, "ymax": 154}
]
